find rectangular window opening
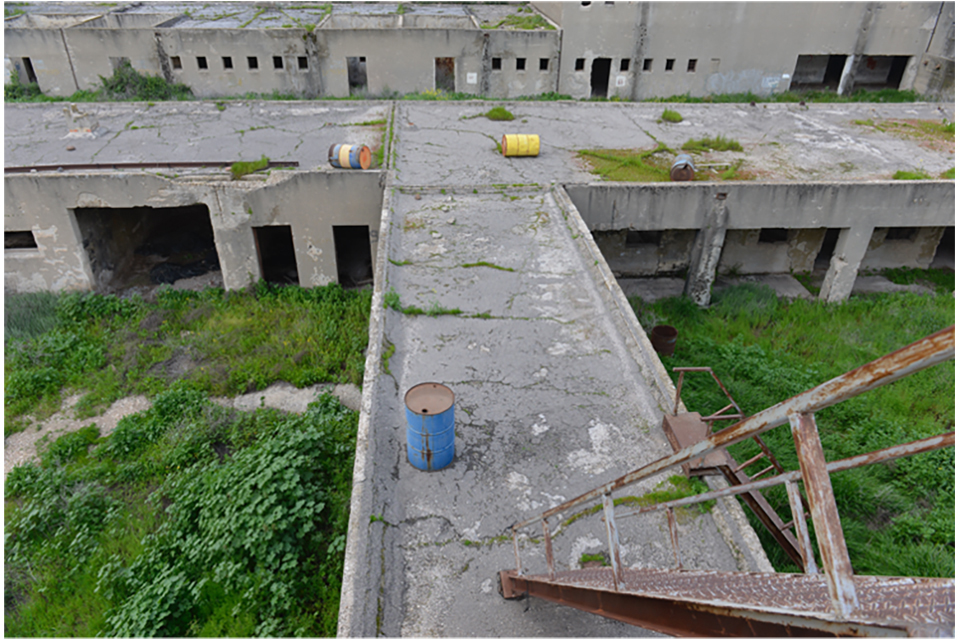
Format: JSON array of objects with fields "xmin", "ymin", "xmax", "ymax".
[
  {"xmin": 758, "ymin": 228, "xmax": 789, "ymax": 244},
  {"xmin": 687, "ymin": 58, "xmax": 697, "ymax": 72},
  {"xmin": 435, "ymin": 57, "xmax": 455, "ymax": 92},
  {"xmin": 539, "ymin": 58, "xmax": 549, "ymax": 71},
  {"xmin": 642, "ymin": 58, "xmax": 652, "ymax": 72},
  {"xmin": 620, "ymin": 59, "xmax": 630, "ymax": 72},
  {"xmin": 247, "ymin": 56, "xmax": 259, "ymax": 70},
  {"xmin": 273, "ymin": 56, "xmax": 283, "ymax": 70},
  {"xmin": 575, "ymin": 58, "xmax": 585, "ymax": 71},
  {"xmin": 21, "ymin": 57, "xmax": 38, "ymax": 83},
  {"xmin": 885, "ymin": 226, "xmax": 919, "ymax": 242},
  {"xmin": 253, "ymin": 225, "xmax": 299, "ymax": 285},
  {"xmin": 347, "ymin": 56, "xmax": 367, "ymax": 94},
  {"xmin": 197, "ymin": 56, "xmax": 208, "ymax": 70},
  {"xmin": 298, "ymin": 56, "xmax": 308, "ymax": 70},
  {"xmin": 492, "ymin": 57, "xmax": 502, "ymax": 71},
  {"xmin": 5, "ymin": 231, "xmax": 38, "ymax": 249},
  {"xmin": 170, "ymin": 55, "xmax": 182, "ymax": 70},
  {"xmin": 222, "ymin": 56, "xmax": 233, "ymax": 70},
  {"xmin": 516, "ymin": 57, "xmax": 526, "ymax": 71},
  {"xmin": 665, "ymin": 58, "xmax": 675, "ymax": 72},
  {"xmin": 333, "ymin": 226, "xmax": 374, "ymax": 288},
  {"xmin": 625, "ymin": 230, "xmax": 661, "ymax": 247}
]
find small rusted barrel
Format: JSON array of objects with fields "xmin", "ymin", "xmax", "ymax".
[
  {"xmin": 670, "ymin": 153, "xmax": 695, "ymax": 181},
  {"xmin": 405, "ymin": 382, "xmax": 455, "ymax": 471},
  {"xmin": 328, "ymin": 143, "xmax": 372, "ymax": 169},
  {"xmin": 650, "ymin": 325, "xmax": 679, "ymax": 356},
  {"xmin": 502, "ymin": 134, "xmax": 540, "ymax": 157}
]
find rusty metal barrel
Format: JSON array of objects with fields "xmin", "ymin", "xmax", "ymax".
[
  {"xmin": 404, "ymin": 382, "xmax": 455, "ymax": 471},
  {"xmin": 502, "ymin": 134, "xmax": 540, "ymax": 157},
  {"xmin": 650, "ymin": 325, "xmax": 679, "ymax": 356},
  {"xmin": 670, "ymin": 153, "xmax": 696, "ymax": 181},
  {"xmin": 328, "ymin": 143, "xmax": 372, "ymax": 170}
]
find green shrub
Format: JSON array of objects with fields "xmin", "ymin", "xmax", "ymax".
[
  {"xmin": 41, "ymin": 425, "xmax": 100, "ymax": 468},
  {"xmin": 660, "ymin": 108, "xmax": 683, "ymax": 123},
  {"xmin": 485, "ymin": 106, "xmax": 515, "ymax": 121},
  {"xmin": 230, "ymin": 155, "xmax": 270, "ymax": 179},
  {"xmin": 892, "ymin": 169, "xmax": 932, "ymax": 180}
]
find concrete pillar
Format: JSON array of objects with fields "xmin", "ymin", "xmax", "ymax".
[
  {"xmin": 819, "ymin": 225, "xmax": 873, "ymax": 303},
  {"xmin": 683, "ymin": 193, "xmax": 728, "ymax": 307},
  {"xmin": 837, "ymin": 55, "xmax": 856, "ymax": 95}
]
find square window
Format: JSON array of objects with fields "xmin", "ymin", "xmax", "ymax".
[
  {"xmin": 575, "ymin": 58, "xmax": 585, "ymax": 71},
  {"xmin": 642, "ymin": 58, "xmax": 652, "ymax": 71},
  {"xmin": 758, "ymin": 228, "xmax": 789, "ymax": 244},
  {"xmin": 5, "ymin": 231, "xmax": 37, "ymax": 249},
  {"xmin": 665, "ymin": 58, "xmax": 675, "ymax": 71},
  {"xmin": 298, "ymin": 56, "xmax": 308, "ymax": 70},
  {"xmin": 273, "ymin": 56, "xmax": 283, "ymax": 70},
  {"xmin": 359, "ymin": 56, "xmax": 366, "ymax": 63},
  {"xmin": 492, "ymin": 57, "xmax": 501, "ymax": 71},
  {"xmin": 171, "ymin": 56, "xmax": 182, "ymax": 70},
  {"xmin": 885, "ymin": 227, "xmax": 919, "ymax": 241},
  {"xmin": 539, "ymin": 58, "xmax": 549, "ymax": 71},
  {"xmin": 516, "ymin": 57, "xmax": 526, "ymax": 71},
  {"xmin": 687, "ymin": 58, "xmax": 697, "ymax": 72},
  {"xmin": 223, "ymin": 56, "xmax": 233, "ymax": 69},
  {"xmin": 248, "ymin": 56, "xmax": 259, "ymax": 70},
  {"xmin": 197, "ymin": 56, "xmax": 208, "ymax": 70},
  {"xmin": 620, "ymin": 59, "xmax": 630, "ymax": 72}
]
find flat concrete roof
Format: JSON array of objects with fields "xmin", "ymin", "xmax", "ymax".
[{"xmin": 6, "ymin": 101, "xmax": 953, "ymax": 181}]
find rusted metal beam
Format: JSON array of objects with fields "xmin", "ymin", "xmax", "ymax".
[
  {"xmin": 542, "ymin": 519, "xmax": 555, "ymax": 580},
  {"xmin": 515, "ymin": 327, "xmax": 954, "ymax": 530},
  {"xmin": 790, "ymin": 412, "xmax": 858, "ymax": 618},
  {"xmin": 627, "ymin": 432, "xmax": 954, "ymax": 517},
  {"xmin": 601, "ymin": 493, "xmax": 624, "ymax": 591},
  {"xmin": 785, "ymin": 480, "xmax": 819, "ymax": 575},
  {"xmin": 666, "ymin": 508, "xmax": 682, "ymax": 569},
  {"xmin": 4, "ymin": 161, "xmax": 300, "ymax": 174}
]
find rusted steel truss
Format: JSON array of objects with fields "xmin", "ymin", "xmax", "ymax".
[{"xmin": 504, "ymin": 326, "xmax": 955, "ymax": 635}]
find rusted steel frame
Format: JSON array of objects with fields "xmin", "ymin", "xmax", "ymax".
[
  {"xmin": 666, "ymin": 508, "xmax": 682, "ymax": 569},
  {"xmin": 750, "ymin": 464, "xmax": 776, "ymax": 480},
  {"xmin": 734, "ymin": 451, "xmax": 767, "ymax": 473},
  {"xmin": 512, "ymin": 528, "xmax": 523, "ymax": 575},
  {"xmin": 790, "ymin": 412, "xmax": 858, "ymax": 618},
  {"xmin": 673, "ymin": 370, "xmax": 686, "ymax": 416},
  {"xmin": 601, "ymin": 493, "xmax": 624, "ymax": 591},
  {"xmin": 541, "ymin": 519, "xmax": 555, "ymax": 579},
  {"xmin": 625, "ymin": 432, "xmax": 954, "ymax": 517},
  {"xmin": 498, "ymin": 570, "xmax": 904, "ymax": 637},
  {"xmin": 785, "ymin": 479, "xmax": 819, "ymax": 575},
  {"xmin": 4, "ymin": 161, "xmax": 299, "ymax": 173},
  {"xmin": 707, "ymin": 368, "xmax": 745, "ymax": 419},
  {"xmin": 706, "ymin": 402, "xmax": 736, "ymax": 419},
  {"xmin": 751, "ymin": 434, "xmax": 788, "ymax": 475},
  {"xmin": 514, "ymin": 327, "xmax": 954, "ymax": 531},
  {"xmin": 701, "ymin": 414, "xmax": 741, "ymax": 422}
]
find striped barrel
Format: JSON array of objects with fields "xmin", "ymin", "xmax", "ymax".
[
  {"xmin": 328, "ymin": 143, "xmax": 372, "ymax": 170},
  {"xmin": 404, "ymin": 383, "xmax": 455, "ymax": 471},
  {"xmin": 502, "ymin": 134, "xmax": 540, "ymax": 157}
]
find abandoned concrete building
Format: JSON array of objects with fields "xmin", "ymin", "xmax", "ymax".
[{"xmin": 4, "ymin": 2, "xmax": 955, "ymax": 101}]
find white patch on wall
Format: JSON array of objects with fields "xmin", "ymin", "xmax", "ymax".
[
  {"xmin": 615, "ymin": 75, "xmax": 626, "ymax": 87},
  {"xmin": 763, "ymin": 76, "xmax": 779, "ymax": 89},
  {"xmin": 466, "ymin": 72, "xmax": 478, "ymax": 84},
  {"xmin": 307, "ymin": 242, "xmax": 323, "ymax": 260}
]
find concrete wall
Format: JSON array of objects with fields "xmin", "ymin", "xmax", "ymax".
[
  {"xmin": 63, "ymin": 28, "xmax": 164, "ymax": 92},
  {"xmin": 567, "ymin": 181, "xmax": 954, "ymax": 276},
  {"xmin": 486, "ymin": 30, "xmax": 561, "ymax": 98},
  {"xmin": 4, "ymin": 25, "xmax": 80, "ymax": 95},
  {"xmin": 4, "ymin": 171, "xmax": 383, "ymax": 293}
]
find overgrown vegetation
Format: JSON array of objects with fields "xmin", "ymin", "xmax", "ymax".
[
  {"xmin": 578, "ymin": 144, "xmax": 676, "ymax": 182},
  {"xmin": 230, "ymin": 155, "xmax": 270, "ymax": 179},
  {"xmin": 892, "ymin": 169, "xmax": 933, "ymax": 180},
  {"xmin": 630, "ymin": 282, "xmax": 954, "ymax": 578},
  {"xmin": 5, "ymin": 59, "xmax": 193, "ymax": 103},
  {"xmin": 644, "ymin": 88, "xmax": 927, "ymax": 104},
  {"xmin": 853, "ymin": 118, "xmax": 955, "ymax": 147},
  {"xmin": 484, "ymin": 106, "xmax": 515, "ymax": 121},
  {"xmin": 461, "ymin": 261, "xmax": 515, "ymax": 272},
  {"xmin": 5, "ymin": 388, "xmax": 357, "ymax": 636},
  {"xmin": 660, "ymin": 108, "xmax": 683, "ymax": 123},
  {"xmin": 4, "ymin": 284, "xmax": 371, "ymax": 437},
  {"xmin": 682, "ymin": 135, "xmax": 743, "ymax": 153}
]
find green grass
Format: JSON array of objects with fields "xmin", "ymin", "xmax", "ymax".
[
  {"xmin": 660, "ymin": 108, "xmax": 683, "ymax": 123},
  {"xmin": 5, "ymin": 389, "xmax": 357, "ymax": 637},
  {"xmin": 644, "ymin": 88, "xmax": 926, "ymax": 104},
  {"xmin": 579, "ymin": 553, "xmax": 607, "ymax": 566},
  {"xmin": 485, "ymin": 106, "xmax": 515, "ymax": 121},
  {"xmin": 481, "ymin": 13, "xmax": 555, "ymax": 30},
  {"xmin": 6, "ymin": 60, "xmax": 192, "ymax": 103},
  {"xmin": 682, "ymin": 135, "xmax": 743, "ymax": 153},
  {"xmin": 630, "ymin": 283, "xmax": 954, "ymax": 577},
  {"xmin": 578, "ymin": 143, "xmax": 677, "ymax": 182},
  {"xmin": 881, "ymin": 266, "xmax": 955, "ymax": 293},
  {"xmin": 461, "ymin": 261, "xmax": 515, "ymax": 272},
  {"xmin": 230, "ymin": 155, "xmax": 270, "ymax": 179},
  {"xmin": 892, "ymin": 169, "xmax": 932, "ymax": 180},
  {"xmin": 940, "ymin": 167, "xmax": 955, "ymax": 179},
  {"xmin": 4, "ymin": 284, "xmax": 371, "ymax": 436}
]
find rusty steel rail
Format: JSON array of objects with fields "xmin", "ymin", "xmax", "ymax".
[
  {"xmin": 4, "ymin": 161, "xmax": 299, "ymax": 174},
  {"xmin": 513, "ymin": 326, "xmax": 954, "ymax": 533}
]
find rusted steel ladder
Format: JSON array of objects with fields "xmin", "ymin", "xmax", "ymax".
[
  {"xmin": 663, "ymin": 367, "xmax": 810, "ymax": 569},
  {"xmin": 500, "ymin": 326, "xmax": 956, "ymax": 637}
]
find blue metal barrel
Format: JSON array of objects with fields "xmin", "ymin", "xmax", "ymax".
[
  {"xmin": 328, "ymin": 143, "xmax": 372, "ymax": 170},
  {"xmin": 404, "ymin": 382, "xmax": 455, "ymax": 471}
]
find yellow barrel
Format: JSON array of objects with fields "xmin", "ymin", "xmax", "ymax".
[
  {"xmin": 328, "ymin": 143, "xmax": 372, "ymax": 170},
  {"xmin": 502, "ymin": 134, "xmax": 540, "ymax": 157}
]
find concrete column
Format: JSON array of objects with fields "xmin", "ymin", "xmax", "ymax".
[
  {"xmin": 819, "ymin": 225, "xmax": 873, "ymax": 303},
  {"xmin": 837, "ymin": 55, "xmax": 857, "ymax": 95},
  {"xmin": 683, "ymin": 193, "xmax": 728, "ymax": 307}
]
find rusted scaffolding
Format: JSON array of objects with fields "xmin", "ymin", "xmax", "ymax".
[{"xmin": 500, "ymin": 326, "xmax": 955, "ymax": 636}]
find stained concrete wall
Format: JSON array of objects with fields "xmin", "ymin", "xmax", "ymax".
[
  {"xmin": 567, "ymin": 181, "xmax": 954, "ymax": 276},
  {"xmin": 63, "ymin": 28, "xmax": 164, "ymax": 92},
  {"xmin": 4, "ymin": 25, "xmax": 80, "ymax": 95},
  {"xmin": 486, "ymin": 30, "xmax": 561, "ymax": 98},
  {"xmin": 4, "ymin": 171, "xmax": 383, "ymax": 293}
]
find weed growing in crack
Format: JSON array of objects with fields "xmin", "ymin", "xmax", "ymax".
[{"xmin": 461, "ymin": 261, "xmax": 515, "ymax": 272}]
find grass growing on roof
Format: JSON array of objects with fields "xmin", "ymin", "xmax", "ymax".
[
  {"xmin": 578, "ymin": 143, "xmax": 679, "ymax": 182},
  {"xmin": 230, "ymin": 155, "xmax": 270, "ymax": 179},
  {"xmin": 682, "ymin": 135, "xmax": 743, "ymax": 153},
  {"xmin": 892, "ymin": 169, "xmax": 932, "ymax": 180},
  {"xmin": 660, "ymin": 108, "xmax": 683, "ymax": 123},
  {"xmin": 629, "ymin": 282, "xmax": 954, "ymax": 577},
  {"xmin": 484, "ymin": 106, "xmax": 515, "ymax": 121}
]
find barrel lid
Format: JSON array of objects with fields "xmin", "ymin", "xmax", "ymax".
[{"xmin": 405, "ymin": 382, "xmax": 454, "ymax": 415}]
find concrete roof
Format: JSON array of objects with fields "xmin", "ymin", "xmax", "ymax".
[{"xmin": 7, "ymin": 100, "xmax": 953, "ymax": 181}]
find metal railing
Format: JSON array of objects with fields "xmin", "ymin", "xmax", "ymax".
[{"xmin": 507, "ymin": 325, "xmax": 954, "ymax": 625}]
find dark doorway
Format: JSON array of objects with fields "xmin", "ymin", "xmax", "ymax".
[
  {"xmin": 435, "ymin": 57, "xmax": 455, "ymax": 92},
  {"xmin": 814, "ymin": 228, "xmax": 841, "ymax": 270},
  {"xmin": 333, "ymin": 226, "xmax": 373, "ymax": 288},
  {"xmin": 253, "ymin": 225, "xmax": 299, "ymax": 285},
  {"xmin": 590, "ymin": 57, "xmax": 611, "ymax": 97},
  {"xmin": 824, "ymin": 55, "xmax": 846, "ymax": 86},
  {"xmin": 790, "ymin": 54, "xmax": 846, "ymax": 91},
  {"xmin": 932, "ymin": 226, "xmax": 955, "ymax": 270},
  {"xmin": 73, "ymin": 204, "xmax": 221, "ymax": 292},
  {"xmin": 5, "ymin": 231, "xmax": 37, "ymax": 249},
  {"xmin": 21, "ymin": 57, "xmax": 37, "ymax": 84},
  {"xmin": 347, "ymin": 56, "xmax": 367, "ymax": 95},
  {"xmin": 885, "ymin": 56, "xmax": 909, "ymax": 88}
]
